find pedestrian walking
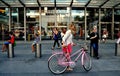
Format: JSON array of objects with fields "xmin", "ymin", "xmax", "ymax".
[{"xmin": 51, "ymin": 28, "xmax": 60, "ymax": 50}]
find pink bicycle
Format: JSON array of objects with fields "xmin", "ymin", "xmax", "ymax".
[{"xmin": 48, "ymin": 43, "xmax": 92, "ymax": 74}]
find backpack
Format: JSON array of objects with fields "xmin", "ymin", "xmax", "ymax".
[
  {"xmin": 13, "ymin": 41, "xmax": 16, "ymax": 47},
  {"xmin": 58, "ymin": 31, "xmax": 62, "ymax": 40}
]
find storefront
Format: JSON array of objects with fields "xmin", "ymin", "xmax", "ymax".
[{"xmin": 0, "ymin": 0, "xmax": 120, "ymax": 41}]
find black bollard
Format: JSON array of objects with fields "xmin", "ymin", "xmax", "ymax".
[{"xmin": 115, "ymin": 43, "xmax": 120, "ymax": 56}]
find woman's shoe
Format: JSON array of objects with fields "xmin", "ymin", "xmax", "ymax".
[{"xmin": 66, "ymin": 67, "xmax": 73, "ymax": 71}]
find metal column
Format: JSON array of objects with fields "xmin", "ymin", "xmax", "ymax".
[
  {"xmin": 69, "ymin": 7, "xmax": 72, "ymax": 24},
  {"xmin": 17, "ymin": 8, "xmax": 19, "ymax": 26},
  {"xmin": 99, "ymin": 8, "xmax": 101, "ymax": 39},
  {"xmin": 24, "ymin": 7, "xmax": 26, "ymax": 42},
  {"xmin": 8, "ymin": 8, "xmax": 12, "ymax": 31},
  {"xmin": 55, "ymin": 7, "xmax": 57, "ymax": 26},
  {"xmin": 39, "ymin": 7, "xmax": 42, "ymax": 41},
  {"xmin": 112, "ymin": 8, "xmax": 114, "ymax": 39},
  {"xmin": 84, "ymin": 7, "xmax": 87, "ymax": 41}
]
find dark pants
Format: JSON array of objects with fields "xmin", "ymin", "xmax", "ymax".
[
  {"xmin": 53, "ymin": 39, "xmax": 60, "ymax": 48},
  {"xmin": 91, "ymin": 43, "xmax": 98, "ymax": 57}
]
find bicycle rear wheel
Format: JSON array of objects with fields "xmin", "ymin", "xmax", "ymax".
[
  {"xmin": 48, "ymin": 53, "xmax": 67, "ymax": 74},
  {"xmin": 82, "ymin": 52, "xmax": 92, "ymax": 71}
]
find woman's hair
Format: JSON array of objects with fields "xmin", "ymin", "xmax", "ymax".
[
  {"xmin": 9, "ymin": 31, "xmax": 13, "ymax": 35},
  {"xmin": 35, "ymin": 33, "xmax": 39, "ymax": 36},
  {"xmin": 69, "ymin": 23, "xmax": 76, "ymax": 32}
]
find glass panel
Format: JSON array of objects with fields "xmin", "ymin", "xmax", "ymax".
[
  {"xmin": 41, "ymin": 7, "xmax": 55, "ymax": 40},
  {"xmin": 56, "ymin": 0, "xmax": 71, "ymax": 6},
  {"xmin": 40, "ymin": 0, "xmax": 54, "ymax": 7},
  {"xmin": 15, "ymin": 8, "xmax": 24, "ymax": 40},
  {"xmin": 21, "ymin": 0, "xmax": 38, "ymax": 7},
  {"xmin": 101, "ymin": 8, "xmax": 112, "ymax": 39},
  {"xmin": 101, "ymin": 9, "xmax": 112, "ymax": 22},
  {"xmin": 0, "ymin": 2, "xmax": 6, "ymax": 7},
  {"xmin": 26, "ymin": 7, "xmax": 39, "ymax": 41},
  {"xmin": 102, "ymin": 0, "xmax": 120, "ymax": 8},
  {"xmin": 4, "ymin": 0, "xmax": 22, "ymax": 7},
  {"xmin": 114, "ymin": 9, "xmax": 120, "ymax": 38},
  {"xmin": 56, "ymin": 0, "xmax": 71, "ymax": 2},
  {"xmin": 87, "ymin": 8, "xmax": 99, "ymax": 38},
  {"xmin": 7, "ymin": 7, "xmax": 24, "ymax": 40},
  {"xmin": 0, "ymin": 7, "xmax": 9, "ymax": 40},
  {"xmin": 88, "ymin": 0, "xmax": 106, "ymax": 7},
  {"xmin": 114, "ymin": 9, "xmax": 120, "ymax": 39},
  {"xmin": 73, "ymin": 0, "xmax": 89, "ymax": 7},
  {"xmin": 56, "ymin": 0, "xmax": 71, "ymax": 4},
  {"xmin": 72, "ymin": 7, "xmax": 85, "ymax": 39},
  {"xmin": 56, "ymin": 7, "xmax": 68, "ymax": 28},
  {"xmin": 118, "ymin": 5, "xmax": 120, "ymax": 8}
]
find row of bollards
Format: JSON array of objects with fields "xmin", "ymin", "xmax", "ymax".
[
  {"xmin": 6, "ymin": 43, "xmax": 120, "ymax": 58},
  {"xmin": 7, "ymin": 44, "xmax": 42, "ymax": 58}
]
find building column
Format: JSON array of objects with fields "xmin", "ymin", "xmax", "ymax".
[
  {"xmin": 99, "ymin": 8, "xmax": 101, "ymax": 39},
  {"xmin": 24, "ymin": 7, "xmax": 26, "ymax": 42},
  {"xmin": 67, "ymin": 7, "xmax": 71, "ymax": 24},
  {"xmin": 55, "ymin": 7, "xmax": 57, "ymax": 26},
  {"xmin": 112, "ymin": 8, "xmax": 114, "ymax": 39},
  {"xmin": 84, "ymin": 7, "xmax": 87, "ymax": 41},
  {"xmin": 39, "ymin": 7, "xmax": 42, "ymax": 41},
  {"xmin": 17, "ymin": 8, "xmax": 19, "ymax": 25},
  {"xmin": 8, "ymin": 8, "xmax": 12, "ymax": 31}
]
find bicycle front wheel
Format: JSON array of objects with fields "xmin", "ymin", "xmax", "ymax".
[
  {"xmin": 82, "ymin": 52, "xmax": 92, "ymax": 71},
  {"xmin": 48, "ymin": 53, "xmax": 67, "ymax": 74}
]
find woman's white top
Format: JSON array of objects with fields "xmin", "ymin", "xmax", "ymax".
[{"xmin": 62, "ymin": 30, "xmax": 73, "ymax": 45}]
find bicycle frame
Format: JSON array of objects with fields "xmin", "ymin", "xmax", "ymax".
[
  {"xmin": 48, "ymin": 44, "xmax": 91, "ymax": 74},
  {"xmin": 48, "ymin": 47, "xmax": 87, "ymax": 67},
  {"xmin": 70, "ymin": 47, "xmax": 86, "ymax": 65}
]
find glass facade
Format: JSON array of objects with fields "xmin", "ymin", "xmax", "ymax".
[{"xmin": 0, "ymin": 0, "xmax": 120, "ymax": 41}]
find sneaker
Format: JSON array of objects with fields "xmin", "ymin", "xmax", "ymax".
[
  {"xmin": 58, "ymin": 47, "xmax": 61, "ymax": 49},
  {"xmin": 96, "ymin": 56, "xmax": 99, "ymax": 59}
]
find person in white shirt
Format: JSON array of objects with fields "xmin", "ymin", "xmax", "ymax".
[{"xmin": 62, "ymin": 23, "xmax": 76, "ymax": 71}]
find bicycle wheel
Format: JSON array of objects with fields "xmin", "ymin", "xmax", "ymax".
[
  {"xmin": 48, "ymin": 53, "xmax": 67, "ymax": 74},
  {"xmin": 82, "ymin": 52, "xmax": 92, "ymax": 71}
]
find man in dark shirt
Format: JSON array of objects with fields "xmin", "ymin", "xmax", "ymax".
[{"xmin": 90, "ymin": 26, "xmax": 99, "ymax": 59}]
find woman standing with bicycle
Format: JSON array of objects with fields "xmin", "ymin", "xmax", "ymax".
[{"xmin": 62, "ymin": 23, "xmax": 76, "ymax": 71}]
